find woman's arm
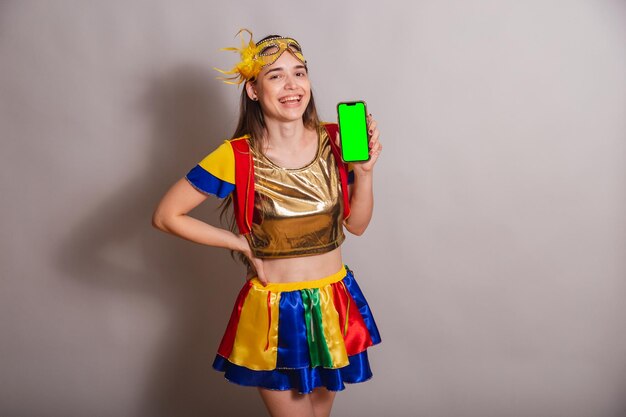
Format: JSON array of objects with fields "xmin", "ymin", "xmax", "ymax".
[
  {"xmin": 344, "ymin": 173, "xmax": 373, "ymax": 236},
  {"xmin": 152, "ymin": 178, "xmax": 268, "ymax": 283},
  {"xmin": 152, "ymin": 178, "xmax": 244, "ymax": 250},
  {"xmin": 343, "ymin": 115, "xmax": 382, "ymax": 236}
]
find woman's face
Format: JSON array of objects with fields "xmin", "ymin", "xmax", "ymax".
[{"xmin": 246, "ymin": 51, "xmax": 311, "ymax": 123}]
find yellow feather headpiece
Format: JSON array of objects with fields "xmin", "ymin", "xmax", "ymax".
[
  {"xmin": 214, "ymin": 29, "xmax": 263, "ymax": 85},
  {"xmin": 215, "ymin": 29, "xmax": 307, "ymax": 85}
]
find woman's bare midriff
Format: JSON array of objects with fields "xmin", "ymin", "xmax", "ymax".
[{"xmin": 260, "ymin": 246, "xmax": 344, "ymax": 283}]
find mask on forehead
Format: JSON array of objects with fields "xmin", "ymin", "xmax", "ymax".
[
  {"xmin": 215, "ymin": 29, "xmax": 307, "ymax": 85},
  {"xmin": 255, "ymin": 37, "xmax": 306, "ymax": 68}
]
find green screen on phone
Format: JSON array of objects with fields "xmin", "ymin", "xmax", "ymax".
[{"xmin": 337, "ymin": 101, "xmax": 369, "ymax": 162}]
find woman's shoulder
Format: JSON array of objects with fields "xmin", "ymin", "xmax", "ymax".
[
  {"xmin": 197, "ymin": 134, "xmax": 251, "ymax": 159},
  {"xmin": 226, "ymin": 134, "xmax": 251, "ymax": 144},
  {"xmin": 185, "ymin": 136, "xmax": 250, "ymax": 198},
  {"xmin": 319, "ymin": 122, "xmax": 339, "ymax": 141},
  {"xmin": 224, "ymin": 134, "xmax": 251, "ymax": 152}
]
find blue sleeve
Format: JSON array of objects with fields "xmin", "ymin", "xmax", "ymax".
[{"xmin": 185, "ymin": 141, "xmax": 235, "ymax": 198}]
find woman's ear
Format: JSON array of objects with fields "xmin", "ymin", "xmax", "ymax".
[{"xmin": 245, "ymin": 81, "xmax": 258, "ymax": 101}]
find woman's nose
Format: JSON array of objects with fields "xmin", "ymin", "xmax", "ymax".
[{"xmin": 284, "ymin": 75, "xmax": 297, "ymax": 89}]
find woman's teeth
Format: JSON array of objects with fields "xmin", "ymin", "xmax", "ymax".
[{"xmin": 279, "ymin": 96, "xmax": 301, "ymax": 103}]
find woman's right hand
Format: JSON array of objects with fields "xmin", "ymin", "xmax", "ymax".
[{"xmin": 237, "ymin": 234, "xmax": 267, "ymax": 286}]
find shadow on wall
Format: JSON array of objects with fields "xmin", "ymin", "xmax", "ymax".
[{"xmin": 56, "ymin": 66, "xmax": 261, "ymax": 417}]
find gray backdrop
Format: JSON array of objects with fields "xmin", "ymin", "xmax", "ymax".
[{"xmin": 1, "ymin": 1, "xmax": 625, "ymax": 416}]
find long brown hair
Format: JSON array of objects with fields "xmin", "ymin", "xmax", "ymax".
[{"xmin": 220, "ymin": 34, "xmax": 321, "ymax": 266}]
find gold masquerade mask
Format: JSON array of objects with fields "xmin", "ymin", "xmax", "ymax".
[
  {"xmin": 255, "ymin": 36, "xmax": 306, "ymax": 68},
  {"xmin": 215, "ymin": 29, "xmax": 307, "ymax": 85}
]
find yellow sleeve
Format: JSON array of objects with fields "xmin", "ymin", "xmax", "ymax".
[{"xmin": 185, "ymin": 141, "xmax": 236, "ymax": 198}]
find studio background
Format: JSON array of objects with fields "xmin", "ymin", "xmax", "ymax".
[{"xmin": 1, "ymin": 1, "xmax": 625, "ymax": 416}]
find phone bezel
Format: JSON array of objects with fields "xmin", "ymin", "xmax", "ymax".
[{"xmin": 336, "ymin": 100, "xmax": 370, "ymax": 163}]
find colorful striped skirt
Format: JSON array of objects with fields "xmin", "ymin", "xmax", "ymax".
[{"xmin": 212, "ymin": 265, "xmax": 381, "ymax": 393}]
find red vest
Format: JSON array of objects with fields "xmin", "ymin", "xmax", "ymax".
[{"xmin": 229, "ymin": 123, "xmax": 350, "ymax": 235}]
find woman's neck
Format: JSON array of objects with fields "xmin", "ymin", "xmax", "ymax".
[{"xmin": 263, "ymin": 118, "xmax": 309, "ymax": 151}]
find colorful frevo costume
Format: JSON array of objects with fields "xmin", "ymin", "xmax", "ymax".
[{"xmin": 185, "ymin": 29, "xmax": 380, "ymax": 393}]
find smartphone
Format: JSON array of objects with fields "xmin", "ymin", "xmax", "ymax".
[{"xmin": 337, "ymin": 101, "xmax": 370, "ymax": 162}]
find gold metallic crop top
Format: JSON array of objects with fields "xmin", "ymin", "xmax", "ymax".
[{"xmin": 245, "ymin": 127, "xmax": 345, "ymax": 258}]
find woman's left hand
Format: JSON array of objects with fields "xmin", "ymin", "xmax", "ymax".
[
  {"xmin": 338, "ymin": 114, "xmax": 382, "ymax": 175},
  {"xmin": 337, "ymin": 114, "xmax": 380, "ymax": 235}
]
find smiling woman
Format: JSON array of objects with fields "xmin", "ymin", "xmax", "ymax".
[
  {"xmin": 152, "ymin": 29, "xmax": 383, "ymax": 417},
  {"xmin": 246, "ymin": 52, "xmax": 312, "ymax": 128}
]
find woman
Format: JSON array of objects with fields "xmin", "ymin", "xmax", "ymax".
[{"xmin": 152, "ymin": 30, "xmax": 382, "ymax": 417}]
